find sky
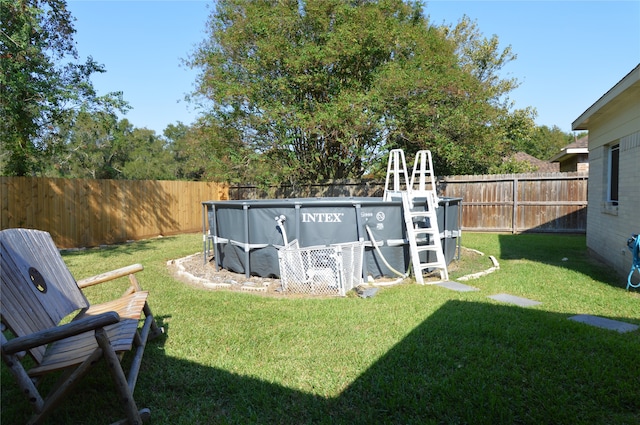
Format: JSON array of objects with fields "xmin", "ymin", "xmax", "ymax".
[{"xmin": 67, "ymin": 0, "xmax": 640, "ymax": 136}]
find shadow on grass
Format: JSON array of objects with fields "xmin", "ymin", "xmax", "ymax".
[
  {"xmin": 496, "ymin": 233, "xmax": 630, "ymax": 289},
  {"xmin": 61, "ymin": 236, "xmax": 180, "ymax": 259},
  {"xmin": 3, "ymin": 301, "xmax": 638, "ymax": 425}
]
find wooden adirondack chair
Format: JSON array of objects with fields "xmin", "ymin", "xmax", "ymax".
[{"xmin": 1, "ymin": 228, "xmax": 164, "ymax": 425}]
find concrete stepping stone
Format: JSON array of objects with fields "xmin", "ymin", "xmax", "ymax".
[
  {"xmin": 487, "ymin": 293, "xmax": 542, "ymax": 307},
  {"xmin": 437, "ymin": 281, "xmax": 480, "ymax": 292},
  {"xmin": 568, "ymin": 314, "xmax": 639, "ymax": 333}
]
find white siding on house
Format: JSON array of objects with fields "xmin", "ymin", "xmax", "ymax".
[
  {"xmin": 586, "ymin": 132, "xmax": 640, "ymax": 278},
  {"xmin": 575, "ymin": 64, "xmax": 640, "ymax": 282}
]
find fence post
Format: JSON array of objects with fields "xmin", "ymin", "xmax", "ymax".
[{"xmin": 512, "ymin": 177, "xmax": 519, "ymax": 234}]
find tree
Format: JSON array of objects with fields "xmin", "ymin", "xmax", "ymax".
[
  {"xmin": 0, "ymin": 0, "xmax": 127, "ymax": 176},
  {"xmin": 188, "ymin": 0, "xmax": 536, "ymax": 184},
  {"xmin": 166, "ymin": 117, "xmax": 259, "ymax": 183},
  {"xmin": 526, "ymin": 125, "xmax": 577, "ymax": 160},
  {"xmin": 403, "ymin": 14, "xmax": 537, "ymax": 175},
  {"xmin": 121, "ymin": 127, "xmax": 176, "ymax": 180},
  {"xmin": 58, "ymin": 114, "xmax": 178, "ymax": 180},
  {"xmin": 164, "ymin": 122, "xmax": 195, "ymax": 179},
  {"xmin": 57, "ymin": 112, "xmax": 130, "ymax": 179},
  {"xmin": 189, "ymin": 0, "xmax": 447, "ymax": 183}
]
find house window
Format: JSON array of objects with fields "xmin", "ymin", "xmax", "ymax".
[{"xmin": 607, "ymin": 144, "xmax": 619, "ymax": 204}]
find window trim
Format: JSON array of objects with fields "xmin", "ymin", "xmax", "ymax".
[{"xmin": 607, "ymin": 143, "xmax": 619, "ymax": 205}]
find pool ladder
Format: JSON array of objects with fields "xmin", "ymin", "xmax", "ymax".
[{"xmin": 384, "ymin": 149, "xmax": 449, "ymax": 284}]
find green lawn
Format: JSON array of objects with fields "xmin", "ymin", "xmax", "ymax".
[{"xmin": 2, "ymin": 233, "xmax": 639, "ymax": 424}]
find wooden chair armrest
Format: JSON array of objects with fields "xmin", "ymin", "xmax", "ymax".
[
  {"xmin": 77, "ymin": 264, "xmax": 144, "ymax": 289},
  {"xmin": 1, "ymin": 312, "xmax": 120, "ymax": 355}
]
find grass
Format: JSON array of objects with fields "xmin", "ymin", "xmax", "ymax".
[{"xmin": 2, "ymin": 232, "xmax": 639, "ymax": 424}]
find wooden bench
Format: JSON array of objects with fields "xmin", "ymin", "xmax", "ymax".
[{"xmin": 1, "ymin": 228, "xmax": 164, "ymax": 424}]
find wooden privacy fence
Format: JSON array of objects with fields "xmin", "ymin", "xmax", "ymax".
[
  {"xmin": 229, "ymin": 179, "xmax": 386, "ymax": 200},
  {"xmin": 1, "ymin": 172, "xmax": 587, "ymax": 248},
  {"xmin": 1, "ymin": 177, "xmax": 228, "ymax": 248},
  {"xmin": 230, "ymin": 173, "xmax": 589, "ymax": 234},
  {"xmin": 439, "ymin": 172, "xmax": 588, "ymax": 233}
]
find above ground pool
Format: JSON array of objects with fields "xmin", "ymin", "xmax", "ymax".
[{"xmin": 202, "ymin": 196, "xmax": 461, "ymax": 279}]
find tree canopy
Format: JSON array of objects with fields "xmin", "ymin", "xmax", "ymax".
[
  {"xmin": 1, "ymin": 0, "xmax": 127, "ymax": 176},
  {"xmin": 57, "ymin": 114, "xmax": 178, "ymax": 180},
  {"xmin": 0, "ymin": 0, "xmax": 577, "ymax": 183},
  {"xmin": 188, "ymin": 0, "xmax": 538, "ymax": 184}
]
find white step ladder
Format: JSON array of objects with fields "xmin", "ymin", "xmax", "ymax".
[
  {"xmin": 385, "ymin": 149, "xmax": 449, "ymax": 284},
  {"xmin": 410, "ymin": 150, "xmax": 439, "ymax": 197},
  {"xmin": 383, "ymin": 149, "xmax": 410, "ymax": 202}
]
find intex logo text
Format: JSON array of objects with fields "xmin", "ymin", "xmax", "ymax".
[{"xmin": 301, "ymin": 212, "xmax": 344, "ymax": 223}]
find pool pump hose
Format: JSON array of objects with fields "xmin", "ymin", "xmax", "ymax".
[
  {"xmin": 365, "ymin": 224, "xmax": 408, "ymax": 281},
  {"xmin": 275, "ymin": 215, "xmax": 288, "ymax": 246}
]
